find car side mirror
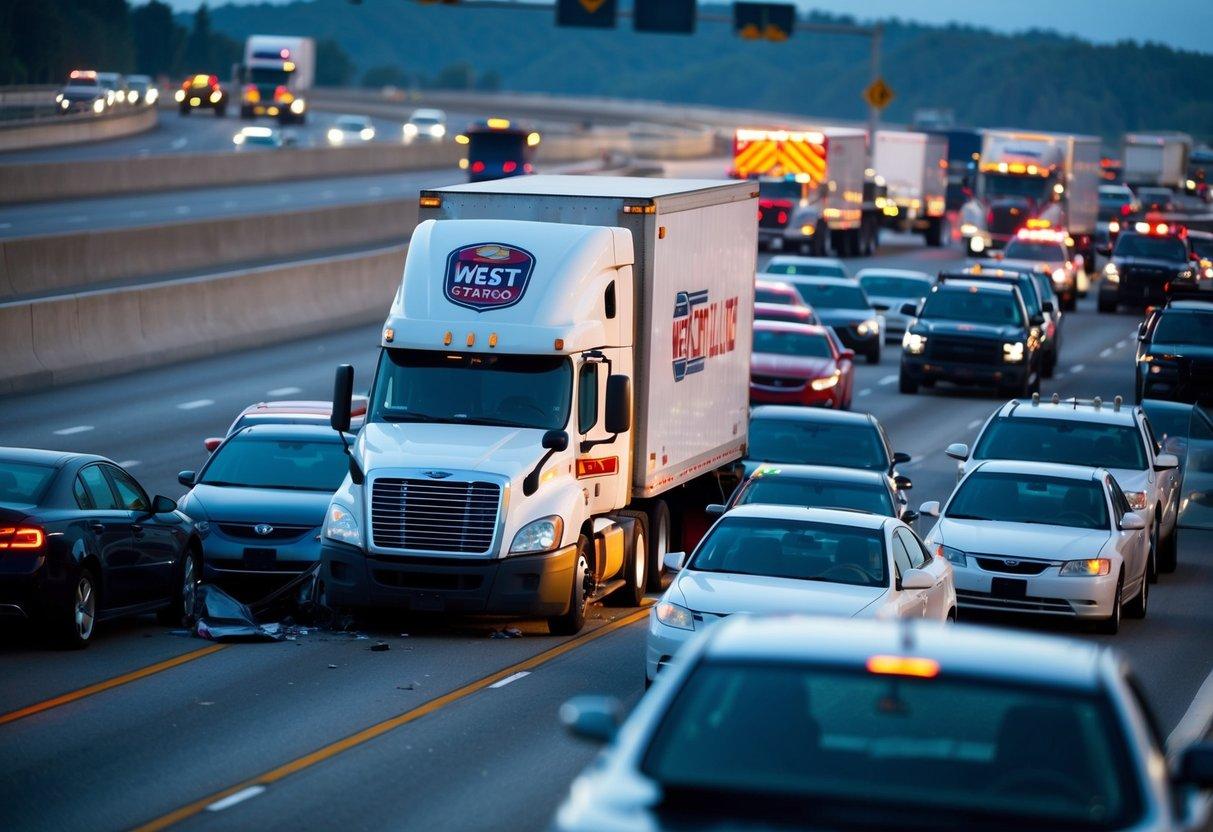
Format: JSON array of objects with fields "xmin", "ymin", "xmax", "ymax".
[
  {"xmin": 1119, "ymin": 512, "xmax": 1146, "ymax": 531},
  {"xmin": 705, "ymin": 504, "xmax": 725, "ymax": 516},
  {"xmin": 663, "ymin": 551, "xmax": 686, "ymax": 572},
  {"xmin": 899, "ymin": 302, "xmax": 918, "ymax": 317},
  {"xmin": 604, "ymin": 375, "xmax": 632, "ymax": 435},
  {"xmin": 152, "ymin": 495, "xmax": 177, "ymax": 514},
  {"xmin": 331, "ymin": 364, "xmax": 354, "ymax": 433},
  {"xmin": 894, "ymin": 475, "xmax": 913, "ymax": 491},
  {"xmin": 542, "ymin": 430, "xmax": 569, "ymax": 452},
  {"xmin": 893, "ymin": 451, "xmax": 912, "ymax": 465},
  {"xmin": 945, "ymin": 442, "xmax": 970, "ymax": 461},
  {"xmin": 1137, "ymin": 321, "xmax": 1148, "ymax": 341},
  {"xmin": 1041, "ymin": 300, "xmax": 1055, "ymax": 313},
  {"xmin": 900, "ymin": 509, "xmax": 919, "ymax": 524},
  {"xmin": 1030, "ymin": 313, "xmax": 1045, "ymax": 326},
  {"xmin": 1154, "ymin": 453, "xmax": 1179, "ymax": 471},
  {"xmin": 1176, "ymin": 742, "xmax": 1213, "ymax": 789},
  {"xmin": 919, "ymin": 500, "xmax": 941, "ymax": 518},
  {"xmin": 901, "ymin": 568, "xmax": 934, "ymax": 590},
  {"xmin": 524, "ymin": 431, "xmax": 569, "ymax": 496},
  {"xmin": 559, "ymin": 695, "xmax": 621, "ymax": 744},
  {"xmin": 177, "ymin": 470, "xmax": 196, "ymax": 487},
  {"xmin": 840, "ymin": 348, "xmax": 855, "ymax": 361},
  {"xmin": 871, "ymin": 302, "xmax": 889, "ymax": 312},
  {"xmin": 203, "ymin": 437, "xmax": 222, "ymax": 453}
]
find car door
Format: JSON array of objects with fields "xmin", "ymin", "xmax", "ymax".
[
  {"xmin": 1108, "ymin": 477, "xmax": 1147, "ymax": 587},
  {"xmin": 74, "ymin": 464, "xmax": 137, "ymax": 609},
  {"xmin": 103, "ymin": 464, "xmax": 178, "ymax": 604},
  {"xmin": 889, "ymin": 529, "xmax": 926, "ymax": 618},
  {"xmin": 1141, "ymin": 415, "xmax": 1179, "ymax": 533},
  {"xmin": 902, "ymin": 527, "xmax": 951, "ymax": 620}
]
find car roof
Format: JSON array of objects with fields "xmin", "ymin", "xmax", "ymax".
[
  {"xmin": 228, "ymin": 424, "xmax": 349, "ymax": 442},
  {"xmin": 753, "ymin": 319, "xmax": 828, "ymax": 336},
  {"xmin": 1160, "ymin": 300, "xmax": 1213, "ymax": 313},
  {"xmin": 768, "ymin": 256, "xmax": 844, "ymax": 266},
  {"xmin": 996, "ymin": 397, "xmax": 1139, "ymax": 426},
  {"xmin": 723, "ymin": 503, "xmax": 889, "ymax": 530},
  {"xmin": 239, "ymin": 400, "xmax": 333, "ymax": 416},
  {"xmin": 931, "ymin": 279, "xmax": 1016, "ymax": 295},
  {"xmin": 702, "ymin": 616, "xmax": 1108, "ymax": 691},
  {"xmin": 753, "ymin": 302, "xmax": 813, "ymax": 317},
  {"xmin": 754, "ymin": 278, "xmax": 798, "ymax": 292},
  {"xmin": 771, "ymin": 274, "xmax": 857, "ymax": 288},
  {"xmin": 751, "ymin": 404, "xmax": 874, "ymax": 427},
  {"xmin": 855, "ymin": 268, "xmax": 931, "ymax": 281},
  {"xmin": 994, "ymin": 258, "xmax": 1052, "ymax": 273},
  {"xmin": 747, "ymin": 463, "xmax": 888, "ymax": 486},
  {"xmin": 0, "ymin": 447, "xmax": 97, "ymax": 467},
  {"xmin": 971, "ymin": 459, "xmax": 1108, "ymax": 481}
]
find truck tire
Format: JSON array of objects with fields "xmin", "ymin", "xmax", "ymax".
[
  {"xmin": 548, "ymin": 535, "xmax": 591, "ymax": 635},
  {"xmin": 811, "ymin": 228, "xmax": 828, "ymax": 257},
  {"xmin": 924, "ymin": 219, "xmax": 943, "ymax": 248},
  {"xmin": 606, "ymin": 511, "xmax": 647, "ymax": 607},
  {"xmin": 641, "ymin": 499, "xmax": 671, "ymax": 592},
  {"xmin": 1098, "ymin": 295, "xmax": 1117, "ymax": 313},
  {"xmin": 899, "ymin": 372, "xmax": 919, "ymax": 395}
]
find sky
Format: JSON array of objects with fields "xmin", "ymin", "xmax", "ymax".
[{"xmin": 159, "ymin": 0, "xmax": 1210, "ymax": 54}]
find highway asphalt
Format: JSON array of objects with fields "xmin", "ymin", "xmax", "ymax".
[{"xmin": 2, "ymin": 230, "xmax": 1212, "ymax": 831}]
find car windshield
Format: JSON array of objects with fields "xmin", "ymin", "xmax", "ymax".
[
  {"xmin": 468, "ymin": 131, "xmax": 527, "ymax": 161},
  {"xmin": 1114, "ymin": 234, "xmax": 1187, "ymax": 261},
  {"xmin": 737, "ymin": 474, "xmax": 894, "ymax": 516},
  {"xmin": 1032, "ymin": 274, "xmax": 1056, "ymax": 305},
  {"xmin": 947, "ymin": 472, "xmax": 1109, "ymax": 529},
  {"xmin": 1153, "ymin": 311, "xmax": 1213, "ymax": 345},
  {"xmin": 200, "ymin": 438, "xmax": 348, "ymax": 491},
  {"xmin": 689, "ymin": 516, "xmax": 887, "ymax": 587},
  {"xmin": 370, "ymin": 348, "xmax": 571, "ymax": 431},
  {"xmin": 769, "ymin": 262, "xmax": 847, "ymax": 279},
  {"xmin": 336, "ymin": 117, "xmax": 366, "ymax": 130},
  {"xmin": 975, "ymin": 417, "xmax": 1147, "ymax": 470},
  {"xmin": 748, "ymin": 417, "xmax": 888, "ymax": 471},
  {"xmin": 858, "ymin": 275, "xmax": 930, "ymax": 299},
  {"xmin": 920, "ymin": 289, "xmax": 1023, "ymax": 326},
  {"xmin": 758, "ymin": 181, "xmax": 801, "ymax": 201},
  {"xmin": 957, "ymin": 276, "xmax": 1040, "ymax": 316},
  {"xmin": 792, "ymin": 283, "xmax": 868, "ymax": 310},
  {"xmin": 0, "ymin": 460, "xmax": 57, "ymax": 507},
  {"xmin": 250, "ymin": 67, "xmax": 290, "ymax": 86},
  {"xmin": 65, "ymin": 76, "xmax": 98, "ymax": 88},
  {"xmin": 752, "ymin": 329, "xmax": 831, "ymax": 358},
  {"xmin": 1003, "ymin": 240, "xmax": 1065, "ymax": 263},
  {"xmin": 755, "ymin": 287, "xmax": 794, "ymax": 305},
  {"xmin": 641, "ymin": 663, "xmax": 1142, "ymax": 830}
]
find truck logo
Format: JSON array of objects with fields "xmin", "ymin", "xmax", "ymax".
[
  {"xmin": 443, "ymin": 243, "xmax": 536, "ymax": 312},
  {"xmin": 671, "ymin": 290, "xmax": 739, "ymax": 381}
]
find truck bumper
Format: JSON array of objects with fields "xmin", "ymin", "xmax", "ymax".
[{"xmin": 320, "ymin": 541, "xmax": 577, "ymax": 616}]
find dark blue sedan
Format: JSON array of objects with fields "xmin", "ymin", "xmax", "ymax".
[
  {"xmin": 177, "ymin": 425, "xmax": 352, "ymax": 594},
  {"xmin": 0, "ymin": 448, "xmax": 200, "ymax": 648}
]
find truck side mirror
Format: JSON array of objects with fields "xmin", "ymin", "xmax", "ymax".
[
  {"xmin": 542, "ymin": 430, "xmax": 569, "ymax": 452},
  {"xmin": 900, "ymin": 302, "xmax": 918, "ymax": 317},
  {"xmin": 605, "ymin": 375, "xmax": 631, "ymax": 435},
  {"xmin": 331, "ymin": 364, "xmax": 354, "ymax": 433},
  {"xmin": 525, "ymin": 431, "xmax": 570, "ymax": 496}
]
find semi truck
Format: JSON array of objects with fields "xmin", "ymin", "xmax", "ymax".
[
  {"xmin": 238, "ymin": 35, "xmax": 314, "ymax": 124},
  {"xmin": 921, "ymin": 126, "xmax": 982, "ymax": 212},
  {"xmin": 872, "ymin": 130, "xmax": 949, "ymax": 246},
  {"xmin": 319, "ymin": 176, "xmax": 756, "ymax": 634},
  {"xmin": 960, "ymin": 129, "xmax": 1100, "ymax": 267},
  {"xmin": 1123, "ymin": 133, "xmax": 1192, "ymax": 191},
  {"xmin": 732, "ymin": 127, "xmax": 868, "ymax": 256}
]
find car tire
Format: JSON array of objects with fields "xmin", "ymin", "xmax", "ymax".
[
  {"xmin": 1062, "ymin": 295, "xmax": 1077, "ymax": 312},
  {"xmin": 55, "ymin": 567, "xmax": 99, "ymax": 649},
  {"xmin": 1096, "ymin": 571, "xmax": 1123, "ymax": 635},
  {"xmin": 866, "ymin": 344, "xmax": 881, "ymax": 365},
  {"xmin": 1159, "ymin": 523, "xmax": 1178, "ymax": 574},
  {"xmin": 178, "ymin": 105, "xmax": 189, "ymax": 116},
  {"xmin": 1125, "ymin": 569, "xmax": 1148, "ymax": 619},
  {"xmin": 606, "ymin": 512, "xmax": 647, "ymax": 607},
  {"xmin": 158, "ymin": 548, "xmax": 201, "ymax": 626},
  {"xmin": 547, "ymin": 536, "xmax": 590, "ymax": 636},
  {"xmin": 899, "ymin": 372, "xmax": 918, "ymax": 394}
]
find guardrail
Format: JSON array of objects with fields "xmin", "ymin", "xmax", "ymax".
[{"xmin": 0, "ymin": 105, "xmax": 157, "ymax": 153}]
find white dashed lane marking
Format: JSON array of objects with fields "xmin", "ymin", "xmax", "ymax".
[
  {"xmin": 177, "ymin": 399, "xmax": 214, "ymax": 411},
  {"xmin": 858, "ymin": 389, "xmax": 872, "ymax": 398},
  {"xmin": 967, "ymin": 419, "xmax": 982, "ymax": 430},
  {"xmin": 1099, "ymin": 347, "xmax": 1114, "ymax": 358},
  {"xmin": 53, "ymin": 425, "xmax": 93, "ymax": 436},
  {"xmin": 489, "ymin": 671, "xmax": 530, "ymax": 689},
  {"xmin": 878, "ymin": 375, "xmax": 897, "ymax": 386},
  {"xmin": 268, "ymin": 387, "xmax": 302, "ymax": 396},
  {"xmin": 1071, "ymin": 364, "xmax": 1086, "ymax": 373}
]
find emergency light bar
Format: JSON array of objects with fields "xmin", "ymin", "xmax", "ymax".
[
  {"xmin": 1016, "ymin": 228, "xmax": 1068, "ymax": 243},
  {"xmin": 735, "ymin": 127, "xmax": 826, "ymax": 144}
]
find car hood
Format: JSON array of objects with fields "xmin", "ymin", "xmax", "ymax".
[
  {"xmin": 935, "ymin": 518, "xmax": 1110, "ymax": 557},
  {"xmin": 915, "ymin": 319, "xmax": 1023, "ymax": 340},
  {"xmin": 1148, "ymin": 342, "xmax": 1213, "ymax": 361},
  {"xmin": 672, "ymin": 569, "xmax": 886, "ymax": 618},
  {"xmin": 816, "ymin": 310, "xmax": 872, "ymax": 327},
  {"xmin": 751, "ymin": 353, "xmax": 836, "ymax": 378},
  {"xmin": 1116, "ymin": 256, "xmax": 1188, "ymax": 271},
  {"xmin": 358, "ymin": 422, "xmax": 544, "ymax": 481},
  {"xmin": 182, "ymin": 484, "xmax": 332, "ymax": 525}
]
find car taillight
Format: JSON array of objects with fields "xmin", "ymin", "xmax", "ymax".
[
  {"xmin": 502, "ymin": 160, "xmax": 517, "ymax": 173},
  {"xmin": 523, "ymin": 163, "xmax": 533, "ymax": 174},
  {"xmin": 470, "ymin": 161, "xmax": 485, "ymax": 173},
  {"xmin": 777, "ymin": 210, "xmax": 788, "ymax": 224},
  {"xmin": 274, "ymin": 85, "xmax": 288, "ymax": 100},
  {"xmin": 1121, "ymin": 204, "xmax": 1131, "ymax": 216},
  {"xmin": 0, "ymin": 526, "xmax": 45, "ymax": 550},
  {"xmin": 209, "ymin": 75, "xmax": 219, "ymax": 88},
  {"xmin": 986, "ymin": 209, "xmax": 994, "ymax": 225}
]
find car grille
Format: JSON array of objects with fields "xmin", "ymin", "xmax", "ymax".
[
  {"xmin": 751, "ymin": 374, "xmax": 807, "ymax": 392},
  {"xmin": 1122, "ymin": 267, "xmax": 1171, "ymax": 300},
  {"xmin": 217, "ymin": 523, "xmax": 313, "ymax": 542},
  {"xmin": 956, "ymin": 589, "xmax": 1073, "ymax": 614},
  {"xmin": 926, "ymin": 336, "xmax": 1001, "ymax": 364},
  {"xmin": 370, "ymin": 478, "xmax": 500, "ymax": 554},
  {"xmin": 974, "ymin": 556, "xmax": 1052, "ymax": 576}
]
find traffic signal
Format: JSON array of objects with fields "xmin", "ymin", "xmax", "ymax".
[
  {"xmin": 633, "ymin": 0, "xmax": 695, "ymax": 34},
  {"xmin": 556, "ymin": 0, "xmax": 617, "ymax": 28},
  {"xmin": 733, "ymin": 2, "xmax": 795, "ymax": 41}
]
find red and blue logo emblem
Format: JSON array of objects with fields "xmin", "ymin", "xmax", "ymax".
[
  {"xmin": 443, "ymin": 243, "xmax": 536, "ymax": 312},
  {"xmin": 672, "ymin": 290, "xmax": 739, "ymax": 381}
]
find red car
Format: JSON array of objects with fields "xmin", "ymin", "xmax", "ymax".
[
  {"xmin": 755, "ymin": 278, "xmax": 804, "ymax": 307},
  {"xmin": 203, "ymin": 398, "xmax": 368, "ymax": 452},
  {"xmin": 754, "ymin": 301, "xmax": 820, "ymax": 326},
  {"xmin": 749, "ymin": 321, "xmax": 855, "ymax": 410}
]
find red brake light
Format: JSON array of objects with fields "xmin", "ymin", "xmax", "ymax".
[
  {"xmin": 777, "ymin": 210, "xmax": 788, "ymax": 224},
  {"xmin": 209, "ymin": 75, "xmax": 218, "ymax": 88},
  {"xmin": 757, "ymin": 209, "xmax": 764, "ymax": 221},
  {"xmin": 986, "ymin": 209, "xmax": 994, "ymax": 225},
  {"xmin": 502, "ymin": 160, "xmax": 517, "ymax": 173},
  {"xmin": 1121, "ymin": 204, "xmax": 1131, "ymax": 216},
  {"xmin": 274, "ymin": 85, "xmax": 288, "ymax": 99},
  {"xmin": 0, "ymin": 527, "xmax": 45, "ymax": 550},
  {"xmin": 470, "ymin": 161, "xmax": 485, "ymax": 174}
]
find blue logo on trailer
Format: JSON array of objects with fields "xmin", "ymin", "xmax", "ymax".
[{"xmin": 443, "ymin": 243, "xmax": 537, "ymax": 312}]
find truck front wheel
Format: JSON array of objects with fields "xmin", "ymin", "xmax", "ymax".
[
  {"xmin": 547, "ymin": 536, "xmax": 591, "ymax": 635},
  {"xmin": 606, "ymin": 514, "xmax": 647, "ymax": 607}
]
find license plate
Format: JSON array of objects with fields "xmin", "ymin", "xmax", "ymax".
[
  {"xmin": 991, "ymin": 577, "xmax": 1027, "ymax": 599},
  {"xmin": 243, "ymin": 547, "xmax": 277, "ymax": 569}
]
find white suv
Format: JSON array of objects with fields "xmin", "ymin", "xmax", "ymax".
[{"xmin": 946, "ymin": 396, "xmax": 1180, "ymax": 575}]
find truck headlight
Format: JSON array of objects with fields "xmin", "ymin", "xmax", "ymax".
[
  {"xmin": 510, "ymin": 516, "xmax": 563, "ymax": 554},
  {"xmin": 323, "ymin": 503, "xmax": 362, "ymax": 546},
  {"xmin": 290, "ymin": 98, "xmax": 306, "ymax": 114},
  {"xmin": 1002, "ymin": 341, "xmax": 1025, "ymax": 363},
  {"xmin": 1108, "ymin": 220, "xmax": 1120, "ymax": 234},
  {"xmin": 903, "ymin": 332, "xmax": 927, "ymax": 354},
  {"xmin": 1059, "ymin": 558, "xmax": 1111, "ymax": 577},
  {"xmin": 1177, "ymin": 269, "xmax": 1195, "ymax": 280},
  {"xmin": 1123, "ymin": 491, "xmax": 1147, "ymax": 511},
  {"xmin": 856, "ymin": 318, "xmax": 880, "ymax": 336},
  {"xmin": 655, "ymin": 600, "xmax": 695, "ymax": 631},
  {"xmin": 1052, "ymin": 268, "xmax": 1067, "ymax": 287},
  {"xmin": 969, "ymin": 236, "xmax": 985, "ymax": 253},
  {"xmin": 1103, "ymin": 263, "xmax": 1119, "ymax": 283},
  {"xmin": 935, "ymin": 544, "xmax": 967, "ymax": 566}
]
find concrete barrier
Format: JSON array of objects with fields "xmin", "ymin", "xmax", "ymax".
[
  {"xmin": 0, "ymin": 198, "xmax": 418, "ymax": 302},
  {"xmin": 2, "ymin": 244, "xmax": 406, "ymax": 393},
  {"xmin": 0, "ymin": 106, "xmax": 156, "ymax": 153}
]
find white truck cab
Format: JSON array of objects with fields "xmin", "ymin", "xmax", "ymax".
[{"xmin": 320, "ymin": 176, "xmax": 757, "ymax": 633}]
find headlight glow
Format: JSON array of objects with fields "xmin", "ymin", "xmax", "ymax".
[
  {"xmin": 1059, "ymin": 558, "xmax": 1111, "ymax": 577},
  {"xmin": 960, "ymin": 223, "xmax": 979, "ymax": 236},
  {"xmin": 289, "ymin": 98, "xmax": 306, "ymax": 114},
  {"xmin": 1104, "ymin": 263, "xmax": 1119, "ymax": 283},
  {"xmin": 856, "ymin": 318, "xmax": 880, "ymax": 337},
  {"xmin": 970, "ymin": 236, "xmax": 985, "ymax": 253},
  {"xmin": 811, "ymin": 370, "xmax": 841, "ymax": 391},
  {"xmin": 56, "ymin": 93, "xmax": 64, "ymax": 103},
  {"xmin": 1108, "ymin": 220, "xmax": 1120, "ymax": 233},
  {"xmin": 935, "ymin": 544, "xmax": 967, "ymax": 566},
  {"xmin": 174, "ymin": 89, "xmax": 185, "ymax": 103},
  {"xmin": 430, "ymin": 124, "xmax": 446, "ymax": 137},
  {"xmin": 510, "ymin": 516, "xmax": 563, "ymax": 554},
  {"xmin": 92, "ymin": 99, "xmax": 105, "ymax": 113},
  {"xmin": 147, "ymin": 88, "xmax": 158, "ymax": 104},
  {"xmin": 1123, "ymin": 491, "xmax": 1147, "ymax": 511},
  {"xmin": 327, "ymin": 128, "xmax": 343, "ymax": 144},
  {"xmin": 323, "ymin": 503, "xmax": 362, "ymax": 546},
  {"xmin": 360, "ymin": 127, "xmax": 375, "ymax": 140},
  {"xmin": 1052, "ymin": 268, "xmax": 1067, "ymax": 286},
  {"xmin": 903, "ymin": 332, "xmax": 927, "ymax": 354},
  {"xmin": 655, "ymin": 601, "xmax": 695, "ymax": 631},
  {"xmin": 1002, "ymin": 341, "xmax": 1025, "ymax": 363}
]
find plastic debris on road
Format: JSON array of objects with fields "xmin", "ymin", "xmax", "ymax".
[
  {"xmin": 193, "ymin": 584, "xmax": 282, "ymax": 643},
  {"xmin": 489, "ymin": 627, "xmax": 523, "ymax": 639},
  {"xmin": 370, "ymin": 641, "xmax": 390, "ymax": 652}
]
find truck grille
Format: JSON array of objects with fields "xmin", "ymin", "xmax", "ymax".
[
  {"xmin": 1122, "ymin": 267, "xmax": 1171, "ymax": 301},
  {"xmin": 370, "ymin": 478, "xmax": 500, "ymax": 554},
  {"xmin": 927, "ymin": 336, "xmax": 1001, "ymax": 364}
]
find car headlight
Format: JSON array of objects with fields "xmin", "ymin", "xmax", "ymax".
[
  {"xmin": 290, "ymin": 98, "xmax": 306, "ymax": 114},
  {"xmin": 403, "ymin": 123, "xmax": 418, "ymax": 137},
  {"xmin": 1123, "ymin": 491, "xmax": 1147, "ymax": 511},
  {"xmin": 903, "ymin": 331, "xmax": 927, "ymax": 354},
  {"xmin": 430, "ymin": 124, "xmax": 446, "ymax": 137},
  {"xmin": 970, "ymin": 236, "xmax": 985, "ymax": 253},
  {"xmin": 93, "ymin": 99, "xmax": 105, "ymax": 113},
  {"xmin": 1103, "ymin": 263, "xmax": 1120, "ymax": 283},
  {"xmin": 56, "ymin": 93, "xmax": 64, "ymax": 103},
  {"xmin": 360, "ymin": 127, "xmax": 375, "ymax": 141},
  {"xmin": 1059, "ymin": 558, "xmax": 1111, "ymax": 577},
  {"xmin": 811, "ymin": 370, "xmax": 841, "ymax": 391},
  {"xmin": 509, "ymin": 515, "xmax": 563, "ymax": 554},
  {"xmin": 327, "ymin": 128, "xmax": 343, "ymax": 144},
  {"xmin": 1003, "ymin": 341, "xmax": 1025, "ymax": 363},
  {"xmin": 856, "ymin": 318, "xmax": 880, "ymax": 336},
  {"xmin": 1052, "ymin": 268, "xmax": 1068, "ymax": 287},
  {"xmin": 174, "ymin": 89, "xmax": 185, "ymax": 103},
  {"xmin": 655, "ymin": 600, "xmax": 695, "ymax": 631},
  {"xmin": 960, "ymin": 223, "xmax": 979, "ymax": 236},
  {"xmin": 1108, "ymin": 220, "xmax": 1120, "ymax": 234},
  {"xmin": 935, "ymin": 544, "xmax": 967, "ymax": 566},
  {"xmin": 60, "ymin": 98, "xmax": 70, "ymax": 109},
  {"xmin": 323, "ymin": 503, "xmax": 362, "ymax": 546},
  {"xmin": 1177, "ymin": 269, "xmax": 1195, "ymax": 280},
  {"xmin": 233, "ymin": 133, "xmax": 244, "ymax": 145},
  {"xmin": 147, "ymin": 88, "xmax": 158, "ymax": 104}
]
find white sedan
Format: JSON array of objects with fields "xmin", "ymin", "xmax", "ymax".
[
  {"xmin": 923, "ymin": 459, "xmax": 1150, "ymax": 634},
  {"xmin": 326, "ymin": 114, "xmax": 375, "ymax": 145},
  {"xmin": 646, "ymin": 505, "xmax": 954, "ymax": 683}
]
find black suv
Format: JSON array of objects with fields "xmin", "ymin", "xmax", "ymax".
[
  {"xmin": 899, "ymin": 280, "xmax": 1040, "ymax": 396},
  {"xmin": 1099, "ymin": 224, "xmax": 1196, "ymax": 312},
  {"xmin": 939, "ymin": 264, "xmax": 1059, "ymax": 377},
  {"xmin": 1135, "ymin": 300, "xmax": 1213, "ymax": 404}
]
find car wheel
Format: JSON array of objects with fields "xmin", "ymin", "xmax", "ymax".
[
  {"xmin": 1125, "ymin": 568, "xmax": 1148, "ymax": 619},
  {"xmin": 606, "ymin": 513, "xmax": 647, "ymax": 607},
  {"xmin": 158, "ymin": 548, "xmax": 201, "ymax": 626},
  {"xmin": 1096, "ymin": 571, "xmax": 1123, "ymax": 635},
  {"xmin": 547, "ymin": 536, "xmax": 591, "ymax": 635},
  {"xmin": 1062, "ymin": 295, "xmax": 1077, "ymax": 312},
  {"xmin": 1159, "ymin": 523, "xmax": 1178, "ymax": 574},
  {"xmin": 56, "ymin": 568, "xmax": 98, "ymax": 649},
  {"xmin": 899, "ymin": 372, "xmax": 918, "ymax": 394}
]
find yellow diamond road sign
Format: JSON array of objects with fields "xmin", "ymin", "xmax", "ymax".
[{"xmin": 864, "ymin": 78, "xmax": 894, "ymax": 110}]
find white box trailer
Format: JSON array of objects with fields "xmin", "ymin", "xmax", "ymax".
[
  {"xmin": 1123, "ymin": 133, "xmax": 1192, "ymax": 190},
  {"xmin": 873, "ymin": 130, "xmax": 949, "ymax": 246},
  {"xmin": 240, "ymin": 35, "xmax": 314, "ymax": 123},
  {"xmin": 319, "ymin": 176, "xmax": 756, "ymax": 633}
]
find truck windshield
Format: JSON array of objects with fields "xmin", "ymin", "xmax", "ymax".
[
  {"xmin": 982, "ymin": 173, "xmax": 1051, "ymax": 202},
  {"xmin": 250, "ymin": 67, "xmax": 291, "ymax": 86},
  {"xmin": 468, "ymin": 131, "xmax": 527, "ymax": 162},
  {"xmin": 369, "ymin": 349, "xmax": 571, "ymax": 431}
]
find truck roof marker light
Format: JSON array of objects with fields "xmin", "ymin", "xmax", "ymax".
[
  {"xmin": 1026, "ymin": 219, "xmax": 1051, "ymax": 230},
  {"xmin": 866, "ymin": 655, "xmax": 939, "ymax": 679},
  {"xmin": 466, "ymin": 333, "xmax": 475, "ymax": 348},
  {"xmin": 280, "ymin": 48, "xmax": 290, "ymax": 58},
  {"xmin": 486, "ymin": 118, "xmax": 511, "ymax": 130},
  {"xmin": 553, "ymin": 339, "xmax": 565, "ymax": 351},
  {"xmin": 443, "ymin": 331, "xmax": 453, "ymax": 346},
  {"xmin": 419, "ymin": 195, "xmax": 442, "ymax": 208},
  {"xmin": 383, "ymin": 327, "xmax": 395, "ymax": 343},
  {"xmin": 658, "ymin": 226, "xmax": 667, "ymax": 240},
  {"xmin": 527, "ymin": 132, "xmax": 541, "ymax": 147},
  {"xmin": 623, "ymin": 203, "xmax": 657, "ymax": 215},
  {"xmin": 283, "ymin": 61, "xmax": 296, "ymax": 72},
  {"xmin": 488, "ymin": 333, "xmax": 498, "ymax": 348}
]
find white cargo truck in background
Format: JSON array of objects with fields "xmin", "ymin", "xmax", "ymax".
[
  {"xmin": 1122, "ymin": 132, "xmax": 1192, "ymax": 192},
  {"xmin": 239, "ymin": 35, "xmax": 314, "ymax": 124},
  {"xmin": 960, "ymin": 129, "xmax": 1100, "ymax": 267},
  {"xmin": 778, "ymin": 128, "xmax": 868, "ymax": 256},
  {"xmin": 873, "ymin": 130, "xmax": 949, "ymax": 247},
  {"xmin": 319, "ymin": 176, "xmax": 756, "ymax": 634}
]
